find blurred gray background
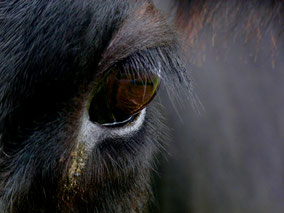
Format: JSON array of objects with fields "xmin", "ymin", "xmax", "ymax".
[{"xmin": 153, "ymin": 1, "xmax": 284, "ymax": 212}]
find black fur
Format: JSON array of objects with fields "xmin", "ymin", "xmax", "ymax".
[{"xmin": 0, "ymin": 1, "xmax": 187, "ymax": 212}]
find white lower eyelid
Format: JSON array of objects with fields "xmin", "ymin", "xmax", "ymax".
[
  {"xmin": 108, "ymin": 108, "xmax": 146, "ymax": 137},
  {"xmin": 78, "ymin": 108, "xmax": 147, "ymax": 151}
]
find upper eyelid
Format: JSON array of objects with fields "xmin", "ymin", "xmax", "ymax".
[
  {"xmin": 97, "ymin": 48, "xmax": 167, "ymax": 81},
  {"xmin": 95, "ymin": 3, "xmax": 176, "ymax": 75}
]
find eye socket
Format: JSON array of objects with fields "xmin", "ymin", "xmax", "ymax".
[{"xmin": 88, "ymin": 65, "xmax": 160, "ymax": 127}]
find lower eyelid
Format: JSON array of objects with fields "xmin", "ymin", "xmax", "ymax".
[
  {"xmin": 79, "ymin": 108, "xmax": 146, "ymax": 149},
  {"xmin": 107, "ymin": 108, "xmax": 146, "ymax": 137}
]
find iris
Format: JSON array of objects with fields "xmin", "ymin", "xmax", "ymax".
[{"xmin": 89, "ymin": 66, "xmax": 160, "ymax": 127}]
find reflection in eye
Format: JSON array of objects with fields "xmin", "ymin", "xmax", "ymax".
[{"xmin": 89, "ymin": 66, "xmax": 161, "ymax": 127}]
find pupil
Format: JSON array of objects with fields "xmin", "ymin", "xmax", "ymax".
[{"xmin": 89, "ymin": 67, "xmax": 160, "ymax": 126}]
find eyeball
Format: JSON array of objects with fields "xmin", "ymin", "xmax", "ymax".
[{"xmin": 88, "ymin": 65, "xmax": 160, "ymax": 127}]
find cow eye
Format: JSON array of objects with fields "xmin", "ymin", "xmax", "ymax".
[{"xmin": 88, "ymin": 65, "xmax": 161, "ymax": 127}]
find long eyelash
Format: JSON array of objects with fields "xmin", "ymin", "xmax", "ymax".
[{"xmin": 119, "ymin": 46, "xmax": 203, "ymax": 116}]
